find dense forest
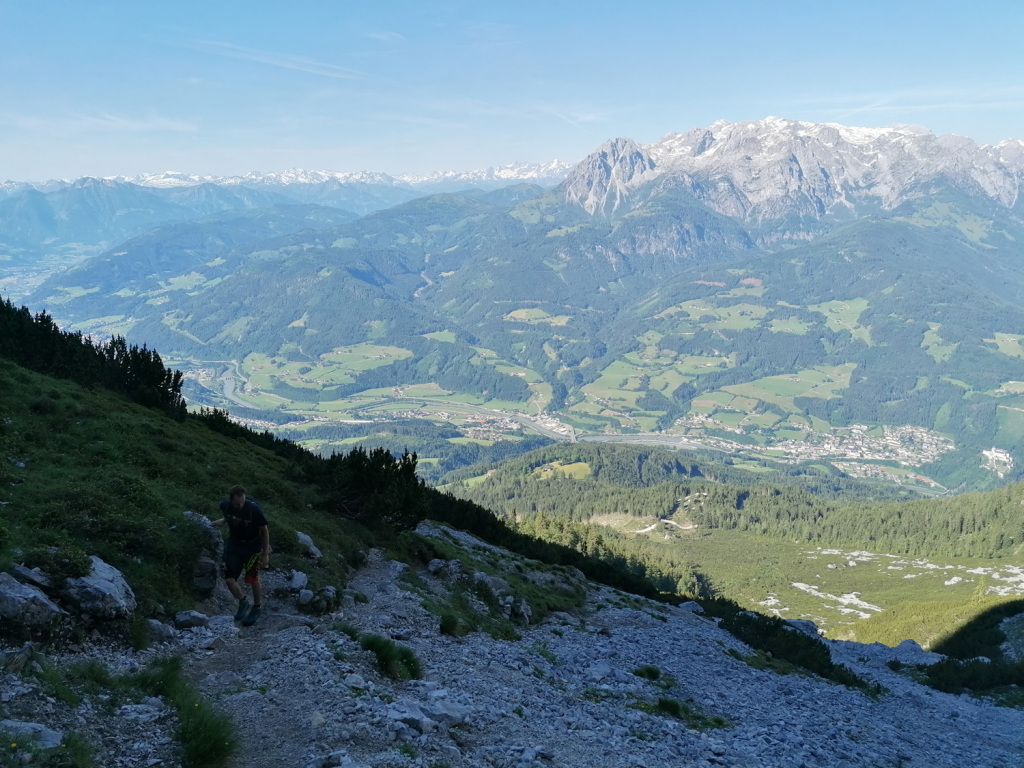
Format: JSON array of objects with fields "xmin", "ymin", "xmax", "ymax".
[{"xmin": 450, "ymin": 443, "xmax": 1024, "ymax": 560}]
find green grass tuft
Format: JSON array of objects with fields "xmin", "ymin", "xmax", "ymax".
[{"xmin": 358, "ymin": 633, "xmax": 423, "ymax": 680}]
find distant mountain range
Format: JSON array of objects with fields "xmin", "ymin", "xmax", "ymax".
[
  {"xmin": 566, "ymin": 117, "xmax": 1024, "ymax": 220},
  {"xmin": 9, "ymin": 118, "xmax": 1024, "ymax": 491}
]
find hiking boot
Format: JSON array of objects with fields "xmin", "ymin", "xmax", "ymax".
[
  {"xmin": 242, "ymin": 605, "xmax": 262, "ymax": 627},
  {"xmin": 234, "ymin": 598, "xmax": 251, "ymax": 621}
]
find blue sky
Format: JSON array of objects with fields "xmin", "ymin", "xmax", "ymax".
[{"xmin": 1, "ymin": 0, "xmax": 1022, "ymax": 180}]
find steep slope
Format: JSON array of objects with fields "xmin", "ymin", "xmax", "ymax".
[{"xmin": 3, "ymin": 530, "xmax": 1023, "ymax": 768}]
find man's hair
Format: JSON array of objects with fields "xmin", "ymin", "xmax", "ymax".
[{"xmin": 228, "ymin": 485, "xmax": 247, "ymax": 500}]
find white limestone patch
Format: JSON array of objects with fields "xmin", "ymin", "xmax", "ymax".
[
  {"xmin": 791, "ymin": 583, "xmax": 883, "ymax": 619},
  {"xmin": 805, "ymin": 548, "xmax": 1024, "ymax": 595}
]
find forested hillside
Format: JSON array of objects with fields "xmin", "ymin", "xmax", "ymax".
[{"xmin": 449, "ymin": 443, "xmax": 1024, "ymax": 560}]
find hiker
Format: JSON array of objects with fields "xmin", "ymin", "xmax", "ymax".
[{"xmin": 212, "ymin": 485, "xmax": 270, "ymax": 626}]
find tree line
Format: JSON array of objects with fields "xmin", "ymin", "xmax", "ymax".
[
  {"xmin": 450, "ymin": 443, "xmax": 1024, "ymax": 560},
  {"xmin": 0, "ymin": 297, "xmax": 185, "ymax": 417}
]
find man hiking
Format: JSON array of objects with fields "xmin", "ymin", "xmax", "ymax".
[{"xmin": 212, "ymin": 485, "xmax": 270, "ymax": 626}]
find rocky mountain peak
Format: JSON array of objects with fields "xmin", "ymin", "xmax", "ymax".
[
  {"xmin": 562, "ymin": 137, "xmax": 659, "ymax": 215},
  {"xmin": 564, "ymin": 118, "xmax": 1024, "ymax": 219}
]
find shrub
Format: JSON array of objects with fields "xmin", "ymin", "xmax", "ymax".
[
  {"xmin": 332, "ymin": 621, "xmax": 361, "ymax": 641},
  {"xmin": 439, "ymin": 613, "xmax": 466, "ymax": 637},
  {"xmin": 633, "ymin": 665, "xmax": 662, "ymax": 681},
  {"xmin": 720, "ymin": 610, "xmax": 869, "ymax": 691},
  {"xmin": 359, "ymin": 634, "xmax": 423, "ymax": 680},
  {"xmin": 920, "ymin": 657, "xmax": 1024, "ymax": 695}
]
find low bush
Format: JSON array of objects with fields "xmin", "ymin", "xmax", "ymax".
[
  {"xmin": 632, "ymin": 665, "xmax": 662, "ymax": 681},
  {"xmin": 712, "ymin": 607, "xmax": 869, "ymax": 691},
  {"xmin": 919, "ymin": 657, "xmax": 1024, "ymax": 695},
  {"xmin": 439, "ymin": 613, "xmax": 466, "ymax": 637},
  {"xmin": 359, "ymin": 633, "xmax": 423, "ymax": 680},
  {"xmin": 332, "ymin": 621, "xmax": 361, "ymax": 641}
]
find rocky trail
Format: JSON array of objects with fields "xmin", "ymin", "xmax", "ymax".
[{"xmin": 2, "ymin": 522, "xmax": 1024, "ymax": 768}]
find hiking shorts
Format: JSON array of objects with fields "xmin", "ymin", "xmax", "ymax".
[{"xmin": 225, "ymin": 543, "xmax": 262, "ymax": 584}]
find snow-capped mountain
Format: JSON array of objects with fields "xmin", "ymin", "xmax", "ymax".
[
  {"xmin": 564, "ymin": 117, "xmax": 1024, "ymax": 219},
  {"xmin": 396, "ymin": 160, "xmax": 574, "ymax": 186},
  {"xmin": 111, "ymin": 169, "xmax": 411, "ymax": 189},
  {"xmin": 108, "ymin": 162, "xmax": 574, "ymax": 192}
]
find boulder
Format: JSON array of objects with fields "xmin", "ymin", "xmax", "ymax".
[
  {"xmin": 511, "ymin": 596, "xmax": 532, "ymax": 626},
  {"xmin": 894, "ymin": 638, "xmax": 943, "ymax": 666},
  {"xmin": 146, "ymin": 619, "xmax": 178, "ymax": 644},
  {"xmin": 296, "ymin": 531, "xmax": 323, "ymax": 560},
  {"xmin": 8, "ymin": 564, "xmax": 51, "ymax": 591},
  {"xmin": 174, "ymin": 610, "xmax": 209, "ymax": 630},
  {"xmin": 388, "ymin": 561, "xmax": 409, "ymax": 580},
  {"xmin": 426, "ymin": 558, "xmax": 467, "ymax": 582},
  {"xmin": 184, "ymin": 511, "xmax": 224, "ymax": 561},
  {"xmin": 61, "ymin": 556, "xmax": 137, "ymax": 618},
  {"xmin": 191, "ymin": 556, "xmax": 219, "ymax": 599},
  {"xmin": 0, "ymin": 573, "xmax": 65, "ymax": 627},
  {"xmin": 0, "ymin": 719, "xmax": 63, "ymax": 749},
  {"xmin": 423, "ymin": 699, "xmax": 473, "ymax": 727},
  {"xmin": 288, "ymin": 570, "xmax": 309, "ymax": 591},
  {"xmin": 184, "ymin": 511, "xmax": 224, "ymax": 599},
  {"xmin": 386, "ymin": 699, "xmax": 438, "ymax": 734},
  {"xmin": 298, "ymin": 586, "xmax": 340, "ymax": 616},
  {"xmin": 473, "ymin": 571, "xmax": 510, "ymax": 598}
]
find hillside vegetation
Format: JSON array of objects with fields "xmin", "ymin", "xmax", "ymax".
[
  {"xmin": 447, "ymin": 442, "xmax": 1024, "ymax": 645},
  {"xmin": 0, "ymin": 297, "xmax": 677, "ymax": 629}
]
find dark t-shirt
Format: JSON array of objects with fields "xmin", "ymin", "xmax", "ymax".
[{"xmin": 219, "ymin": 499, "xmax": 268, "ymax": 548}]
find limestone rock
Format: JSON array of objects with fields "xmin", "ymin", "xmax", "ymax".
[
  {"xmin": 8, "ymin": 564, "xmax": 51, "ymax": 591},
  {"xmin": 174, "ymin": 610, "xmax": 209, "ymax": 629},
  {"xmin": 146, "ymin": 619, "xmax": 178, "ymax": 644},
  {"xmin": 61, "ymin": 556, "xmax": 137, "ymax": 618},
  {"xmin": 0, "ymin": 719, "xmax": 63, "ymax": 749},
  {"xmin": 184, "ymin": 510, "xmax": 224, "ymax": 560},
  {"xmin": 191, "ymin": 556, "xmax": 219, "ymax": 599},
  {"xmin": 0, "ymin": 573, "xmax": 65, "ymax": 627},
  {"xmin": 784, "ymin": 619, "xmax": 822, "ymax": 638},
  {"xmin": 296, "ymin": 531, "xmax": 323, "ymax": 560}
]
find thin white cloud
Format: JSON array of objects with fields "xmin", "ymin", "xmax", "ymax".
[
  {"xmin": 190, "ymin": 39, "xmax": 361, "ymax": 80},
  {"xmin": 72, "ymin": 113, "xmax": 198, "ymax": 132},
  {"xmin": 535, "ymin": 105, "xmax": 609, "ymax": 130},
  {"xmin": 0, "ymin": 111, "xmax": 197, "ymax": 133},
  {"xmin": 790, "ymin": 85, "xmax": 1024, "ymax": 122}
]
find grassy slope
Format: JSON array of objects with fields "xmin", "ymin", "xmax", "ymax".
[{"xmin": 0, "ymin": 359, "xmax": 369, "ymax": 620}]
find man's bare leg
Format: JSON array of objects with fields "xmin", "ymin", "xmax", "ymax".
[{"xmin": 225, "ymin": 577, "xmax": 244, "ymax": 601}]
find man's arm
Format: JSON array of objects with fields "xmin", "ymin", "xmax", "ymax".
[{"xmin": 211, "ymin": 517, "xmax": 225, "ymax": 527}]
